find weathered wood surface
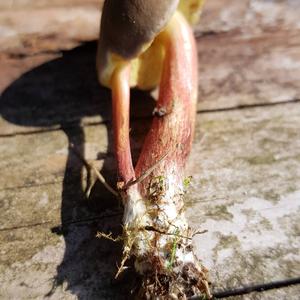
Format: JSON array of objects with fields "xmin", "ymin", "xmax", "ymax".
[
  {"xmin": 1, "ymin": 0, "xmax": 300, "ymax": 299},
  {"xmin": 1, "ymin": 29, "xmax": 299, "ymax": 136}
]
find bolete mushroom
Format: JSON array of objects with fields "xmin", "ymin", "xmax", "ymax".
[{"xmin": 97, "ymin": 1, "xmax": 210, "ymax": 298}]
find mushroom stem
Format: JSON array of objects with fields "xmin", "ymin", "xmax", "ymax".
[
  {"xmin": 120, "ymin": 12, "xmax": 211, "ymax": 299},
  {"xmin": 96, "ymin": 1, "xmax": 210, "ymax": 298},
  {"xmin": 111, "ymin": 64, "xmax": 135, "ymax": 186},
  {"xmin": 135, "ymin": 12, "xmax": 198, "ymax": 189}
]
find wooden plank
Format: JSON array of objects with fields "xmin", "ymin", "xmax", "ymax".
[
  {"xmin": 1, "ymin": 0, "xmax": 298, "ymax": 53},
  {"xmin": 219, "ymin": 286, "xmax": 300, "ymax": 300},
  {"xmin": 1, "ymin": 1, "xmax": 300, "ymax": 136},
  {"xmin": 1, "ymin": 103, "xmax": 300, "ymax": 226},
  {"xmin": 0, "ymin": 222, "xmax": 299, "ymax": 299},
  {"xmin": 0, "ymin": 183, "xmax": 61, "ymax": 230},
  {"xmin": 1, "ymin": 28, "xmax": 300, "ymax": 135},
  {"xmin": 197, "ymin": 0, "xmax": 300, "ymax": 34},
  {"xmin": 185, "ymin": 103, "xmax": 300, "ymax": 290},
  {"xmin": 190, "ymin": 191, "xmax": 300, "ymax": 289},
  {"xmin": 197, "ymin": 29, "xmax": 300, "ymax": 109},
  {"xmin": 0, "ymin": 0, "xmax": 100, "ymax": 10},
  {"xmin": 1, "ymin": 99, "xmax": 300, "ymax": 193},
  {"xmin": 0, "ymin": 124, "xmax": 109, "ymax": 190},
  {"xmin": 0, "ymin": 5, "xmax": 101, "ymax": 54},
  {"xmin": 0, "ymin": 216, "xmax": 129, "ymax": 300},
  {"xmin": 1, "ymin": 1, "xmax": 300, "ymax": 298},
  {"xmin": 1, "ymin": 103, "xmax": 299, "ymax": 299}
]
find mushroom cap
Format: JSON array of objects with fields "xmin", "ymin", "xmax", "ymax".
[{"xmin": 100, "ymin": 0, "xmax": 179, "ymax": 59}]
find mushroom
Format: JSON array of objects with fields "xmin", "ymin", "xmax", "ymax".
[{"xmin": 97, "ymin": 1, "xmax": 210, "ymax": 299}]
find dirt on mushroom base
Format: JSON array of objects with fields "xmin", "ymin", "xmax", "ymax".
[{"xmin": 97, "ymin": 173, "xmax": 211, "ymax": 299}]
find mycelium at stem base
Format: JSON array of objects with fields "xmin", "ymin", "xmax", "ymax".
[{"xmin": 111, "ymin": 13, "xmax": 211, "ymax": 299}]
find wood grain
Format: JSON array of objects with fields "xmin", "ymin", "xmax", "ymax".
[{"xmin": 0, "ymin": 1, "xmax": 299, "ymax": 299}]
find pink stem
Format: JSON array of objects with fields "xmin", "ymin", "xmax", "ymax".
[
  {"xmin": 111, "ymin": 65, "xmax": 135, "ymax": 185},
  {"xmin": 135, "ymin": 14, "xmax": 198, "ymax": 196}
]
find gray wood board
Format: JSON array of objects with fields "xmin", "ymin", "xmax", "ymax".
[
  {"xmin": 1, "ymin": 103, "xmax": 299, "ymax": 299},
  {"xmin": 1, "ymin": 0, "xmax": 300, "ymax": 299},
  {"xmin": 1, "ymin": 28, "xmax": 300, "ymax": 136}
]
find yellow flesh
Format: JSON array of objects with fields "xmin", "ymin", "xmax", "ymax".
[
  {"xmin": 100, "ymin": 0, "xmax": 205, "ymax": 90},
  {"xmin": 178, "ymin": 0, "xmax": 206, "ymax": 24}
]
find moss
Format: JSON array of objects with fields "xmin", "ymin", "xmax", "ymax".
[
  {"xmin": 286, "ymin": 185, "xmax": 298, "ymax": 194},
  {"xmin": 247, "ymin": 154, "xmax": 276, "ymax": 165},
  {"xmin": 259, "ymin": 218, "xmax": 273, "ymax": 231},
  {"xmin": 263, "ymin": 190, "xmax": 280, "ymax": 203},
  {"xmin": 0, "ymin": 226, "xmax": 61, "ymax": 267},
  {"xmin": 167, "ymin": 228, "xmax": 179, "ymax": 270},
  {"xmin": 205, "ymin": 205, "xmax": 233, "ymax": 221},
  {"xmin": 217, "ymin": 234, "xmax": 240, "ymax": 250},
  {"xmin": 183, "ymin": 176, "xmax": 193, "ymax": 190}
]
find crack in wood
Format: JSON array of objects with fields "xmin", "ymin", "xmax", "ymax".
[{"xmin": 1, "ymin": 98, "xmax": 299, "ymax": 138}]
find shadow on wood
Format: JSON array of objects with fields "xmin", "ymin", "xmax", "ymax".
[{"xmin": 0, "ymin": 42, "xmax": 154, "ymax": 299}]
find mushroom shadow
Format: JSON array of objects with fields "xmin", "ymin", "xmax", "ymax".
[{"xmin": 0, "ymin": 42, "xmax": 154, "ymax": 299}]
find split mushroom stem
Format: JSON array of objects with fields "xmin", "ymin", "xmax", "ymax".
[
  {"xmin": 111, "ymin": 13, "xmax": 198, "ymax": 190},
  {"xmin": 97, "ymin": 1, "xmax": 210, "ymax": 298}
]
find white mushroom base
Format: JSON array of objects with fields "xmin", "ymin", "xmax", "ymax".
[{"xmin": 120, "ymin": 183, "xmax": 211, "ymax": 299}]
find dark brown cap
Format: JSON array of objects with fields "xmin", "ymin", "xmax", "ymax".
[{"xmin": 99, "ymin": 0, "xmax": 179, "ymax": 59}]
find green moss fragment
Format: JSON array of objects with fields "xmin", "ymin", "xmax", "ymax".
[
  {"xmin": 183, "ymin": 176, "xmax": 193, "ymax": 189},
  {"xmin": 167, "ymin": 228, "xmax": 179, "ymax": 270}
]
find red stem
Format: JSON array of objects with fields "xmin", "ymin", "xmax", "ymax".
[
  {"xmin": 111, "ymin": 65, "xmax": 135, "ymax": 185},
  {"xmin": 135, "ymin": 14, "xmax": 198, "ymax": 196}
]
